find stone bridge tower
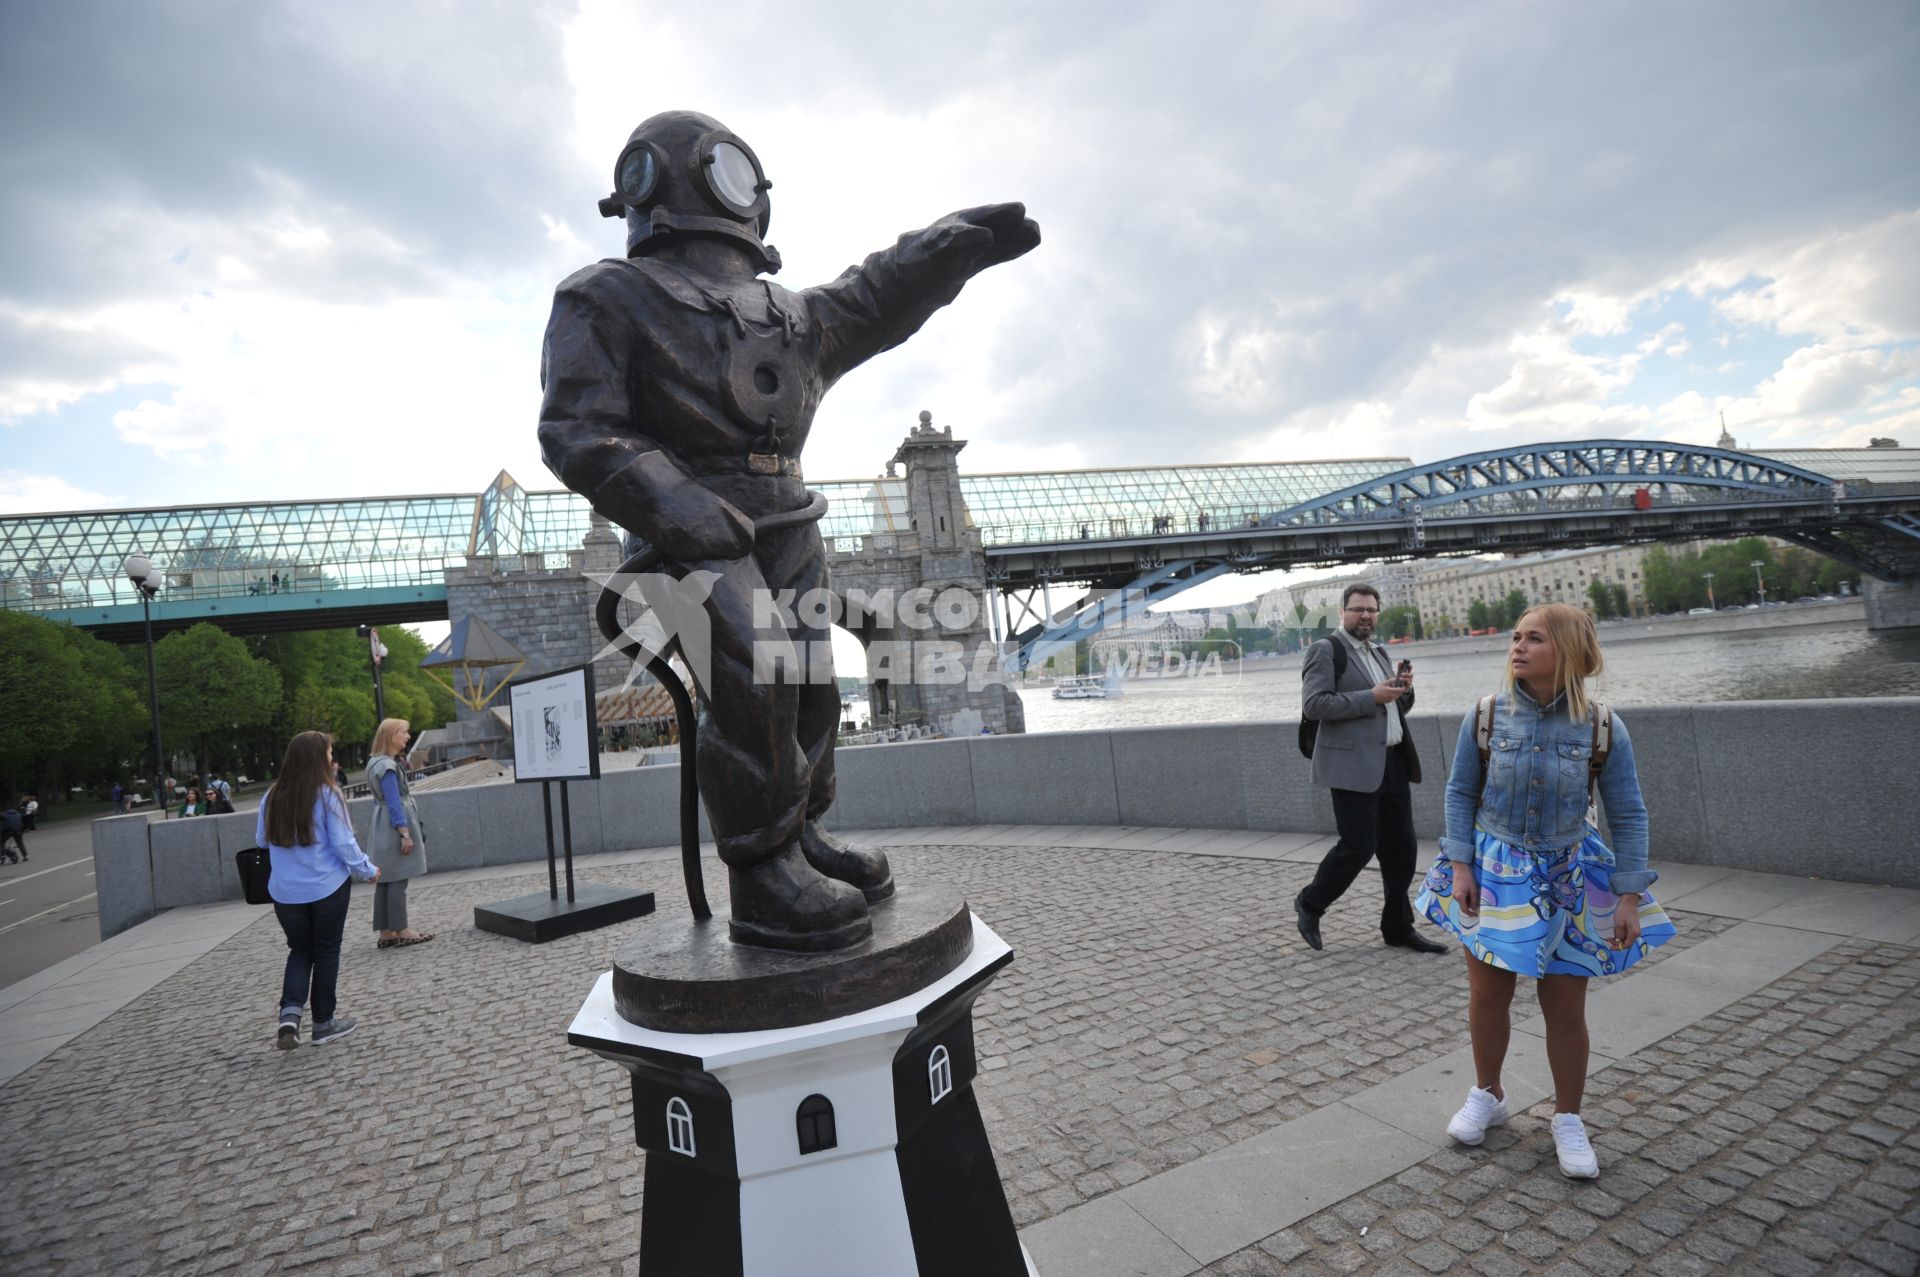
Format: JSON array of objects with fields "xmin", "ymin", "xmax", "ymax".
[{"xmin": 826, "ymin": 412, "xmax": 1024, "ymax": 736}]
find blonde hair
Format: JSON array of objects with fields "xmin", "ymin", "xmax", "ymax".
[
  {"xmin": 370, "ymin": 717, "xmax": 412, "ymax": 759},
  {"xmin": 1502, "ymin": 603, "xmax": 1604, "ymax": 721}
]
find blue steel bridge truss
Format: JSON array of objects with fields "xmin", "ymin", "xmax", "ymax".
[{"xmin": 994, "ymin": 441, "xmax": 1920, "ymax": 669}]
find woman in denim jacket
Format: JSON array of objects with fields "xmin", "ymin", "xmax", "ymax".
[{"xmin": 1415, "ymin": 604, "xmax": 1677, "ymax": 1179}]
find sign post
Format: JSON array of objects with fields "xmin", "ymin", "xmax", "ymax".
[{"xmin": 473, "ymin": 663, "xmax": 655, "ymax": 943}]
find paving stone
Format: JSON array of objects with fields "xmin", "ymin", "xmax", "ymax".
[{"xmin": 2, "ymin": 849, "xmax": 1913, "ymax": 1277}]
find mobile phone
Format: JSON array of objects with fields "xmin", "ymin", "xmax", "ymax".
[{"xmin": 1394, "ymin": 659, "xmax": 1412, "ymax": 687}]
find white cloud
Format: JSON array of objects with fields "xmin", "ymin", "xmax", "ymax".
[
  {"xmin": 1, "ymin": 0, "xmax": 1916, "ymax": 510},
  {"xmin": 0, "ymin": 470, "xmax": 117, "ymax": 515}
]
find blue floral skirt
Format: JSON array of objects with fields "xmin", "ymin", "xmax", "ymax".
[{"xmin": 1415, "ymin": 827, "xmax": 1677, "ymax": 978}]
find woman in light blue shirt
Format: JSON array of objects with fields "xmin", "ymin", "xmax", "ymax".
[
  {"xmin": 257, "ymin": 731, "xmax": 379, "ymax": 1051},
  {"xmin": 1415, "ymin": 604, "xmax": 1677, "ymax": 1181}
]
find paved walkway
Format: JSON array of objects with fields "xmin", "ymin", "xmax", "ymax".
[{"xmin": 1, "ymin": 827, "xmax": 1915, "ymax": 1275}]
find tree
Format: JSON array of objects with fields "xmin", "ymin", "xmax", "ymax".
[
  {"xmin": 1467, "ymin": 600, "xmax": 1491, "ymax": 631},
  {"xmin": 0, "ymin": 613, "xmax": 146, "ymax": 803},
  {"xmin": 1641, "ymin": 545, "xmax": 1697, "ymax": 613},
  {"xmin": 1586, "ymin": 578, "xmax": 1616, "ymax": 619},
  {"xmin": 1490, "ymin": 589, "xmax": 1529, "ymax": 631},
  {"xmin": 153, "ymin": 623, "xmax": 283, "ymax": 780},
  {"xmin": 1377, "ymin": 605, "xmax": 1421, "ymax": 640},
  {"xmin": 1610, "ymin": 583, "xmax": 1632, "ymax": 617},
  {"xmin": 289, "ymin": 684, "xmax": 377, "ymax": 751}
]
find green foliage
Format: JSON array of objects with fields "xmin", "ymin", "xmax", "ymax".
[
  {"xmin": 0, "ymin": 613, "xmax": 147, "ymax": 799},
  {"xmin": 1466, "ymin": 600, "xmax": 1491, "ymax": 631},
  {"xmin": 153, "ymin": 623, "xmax": 283, "ymax": 776},
  {"xmin": 252, "ymin": 626, "xmax": 453, "ymax": 737},
  {"xmin": 1611, "ymin": 583, "xmax": 1632, "ymax": 617},
  {"xmin": 1377, "ymin": 605, "xmax": 1421, "ymax": 640},
  {"xmin": 1637, "ymin": 538, "xmax": 1851, "ymax": 612},
  {"xmin": 289, "ymin": 684, "xmax": 377, "ymax": 747},
  {"xmin": 1496, "ymin": 589, "xmax": 1530, "ymax": 630},
  {"xmin": 1586, "ymin": 577, "xmax": 1616, "ymax": 619}
]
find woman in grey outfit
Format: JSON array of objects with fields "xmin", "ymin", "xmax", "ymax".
[{"xmin": 365, "ymin": 718, "xmax": 433, "ymax": 948}]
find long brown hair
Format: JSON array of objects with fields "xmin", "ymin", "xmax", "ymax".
[
  {"xmin": 264, "ymin": 731, "xmax": 340, "ymax": 848},
  {"xmin": 1501, "ymin": 603, "xmax": 1605, "ymax": 720}
]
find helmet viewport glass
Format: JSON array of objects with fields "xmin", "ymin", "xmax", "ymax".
[
  {"xmin": 706, "ymin": 142, "xmax": 762, "ymax": 213},
  {"xmin": 616, "ymin": 143, "xmax": 659, "ymax": 206}
]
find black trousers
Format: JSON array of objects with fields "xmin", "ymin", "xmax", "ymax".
[{"xmin": 1300, "ymin": 747, "xmax": 1417, "ymax": 940}]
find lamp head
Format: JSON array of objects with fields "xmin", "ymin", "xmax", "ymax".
[{"xmin": 123, "ymin": 553, "xmax": 151, "ymax": 584}]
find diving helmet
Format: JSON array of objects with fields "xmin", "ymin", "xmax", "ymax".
[{"xmin": 597, "ymin": 110, "xmax": 780, "ymax": 273}]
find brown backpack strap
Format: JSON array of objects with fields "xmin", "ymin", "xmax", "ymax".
[
  {"xmin": 1587, "ymin": 701, "xmax": 1612, "ymax": 807},
  {"xmin": 1473, "ymin": 694, "xmax": 1496, "ymax": 811}
]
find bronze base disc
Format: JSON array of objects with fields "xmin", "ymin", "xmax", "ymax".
[{"xmin": 611, "ymin": 884, "xmax": 974, "ymax": 1034}]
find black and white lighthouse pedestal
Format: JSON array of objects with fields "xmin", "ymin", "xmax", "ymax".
[{"xmin": 568, "ymin": 909, "xmax": 1037, "ymax": 1276}]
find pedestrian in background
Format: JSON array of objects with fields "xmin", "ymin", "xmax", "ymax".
[
  {"xmin": 1416, "ymin": 604, "xmax": 1677, "ymax": 1179},
  {"xmin": 0, "ymin": 802, "xmax": 24, "ymax": 863},
  {"xmin": 21, "ymin": 795, "xmax": 37, "ymax": 831},
  {"xmin": 364, "ymin": 718, "xmax": 433, "ymax": 949},
  {"xmin": 1294, "ymin": 583, "xmax": 1445, "ymax": 955},
  {"xmin": 178, "ymin": 786, "xmax": 206, "ymax": 818},
  {"xmin": 111, "ymin": 782, "xmax": 126, "ymax": 815},
  {"xmin": 258, "ymin": 731, "xmax": 379, "ymax": 1050}
]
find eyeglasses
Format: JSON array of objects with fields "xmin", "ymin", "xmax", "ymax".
[{"xmin": 1343, "ymin": 606, "xmax": 1380, "ymax": 615}]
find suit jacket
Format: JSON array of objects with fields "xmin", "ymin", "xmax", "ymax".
[{"xmin": 1302, "ymin": 635, "xmax": 1422, "ymax": 791}]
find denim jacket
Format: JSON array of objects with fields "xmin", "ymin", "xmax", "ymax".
[{"xmin": 1440, "ymin": 685, "xmax": 1657, "ymax": 895}]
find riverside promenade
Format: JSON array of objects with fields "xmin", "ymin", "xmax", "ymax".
[{"xmin": 1, "ymin": 826, "xmax": 1915, "ymax": 1276}]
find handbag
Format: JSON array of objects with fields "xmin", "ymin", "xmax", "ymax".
[{"xmin": 235, "ymin": 847, "xmax": 272, "ymax": 905}]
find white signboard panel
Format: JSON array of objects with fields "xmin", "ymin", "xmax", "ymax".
[{"xmin": 508, "ymin": 664, "xmax": 600, "ymax": 782}]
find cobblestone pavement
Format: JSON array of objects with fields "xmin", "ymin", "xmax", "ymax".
[
  {"xmin": 0, "ymin": 839, "xmax": 1848, "ymax": 1277},
  {"xmin": 1194, "ymin": 939, "xmax": 1920, "ymax": 1277}
]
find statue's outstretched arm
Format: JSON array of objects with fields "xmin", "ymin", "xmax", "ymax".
[{"xmin": 806, "ymin": 202, "xmax": 1040, "ymax": 385}]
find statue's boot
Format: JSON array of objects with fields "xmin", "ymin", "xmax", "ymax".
[
  {"xmin": 727, "ymin": 840, "xmax": 872, "ymax": 951},
  {"xmin": 800, "ymin": 821, "xmax": 895, "ymax": 903}
]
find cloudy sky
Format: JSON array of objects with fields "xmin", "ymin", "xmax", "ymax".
[{"xmin": 3, "ymin": 0, "xmax": 1916, "ymax": 529}]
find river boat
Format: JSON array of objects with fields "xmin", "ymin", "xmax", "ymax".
[{"xmin": 1051, "ymin": 675, "xmax": 1110, "ymax": 700}]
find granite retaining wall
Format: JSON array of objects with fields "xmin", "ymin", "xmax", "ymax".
[{"xmin": 93, "ymin": 697, "xmax": 1920, "ymax": 937}]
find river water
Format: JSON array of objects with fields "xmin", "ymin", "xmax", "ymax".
[{"xmin": 1016, "ymin": 620, "xmax": 1920, "ymax": 734}]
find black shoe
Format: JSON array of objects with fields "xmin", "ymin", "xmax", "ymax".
[
  {"xmin": 1294, "ymin": 893, "xmax": 1323, "ymax": 951},
  {"xmin": 1385, "ymin": 930, "xmax": 1449, "ymax": 954}
]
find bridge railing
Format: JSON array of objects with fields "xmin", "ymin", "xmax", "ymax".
[
  {"xmin": 0, "ymin": 565, "xmax": 464, "ymax": 616},
  {"xmin": 975, "ymin": 482, "xmax": 1858, "ymax": 549}
]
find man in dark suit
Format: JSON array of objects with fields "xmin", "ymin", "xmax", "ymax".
[{"xmin": 1295, "ymin": 583, "xmax": 1446, "ymax": 954}]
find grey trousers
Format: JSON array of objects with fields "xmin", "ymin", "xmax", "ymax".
[{"xmin": 371, "ymin": 879, "xmax": 409, "ymax": 932}]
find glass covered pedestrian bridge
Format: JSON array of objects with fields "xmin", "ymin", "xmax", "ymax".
[
  {"xmin": 0, "ymin": 459, "xmax": 1409, "ymax": 635},
  {"xmin": 822, "ymin": 458, "xmax": 1407, "ymax": 550}
]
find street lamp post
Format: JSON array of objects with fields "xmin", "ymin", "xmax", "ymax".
[
  {"xmin": 123, "ymin": 554, "xmax": 166, "ymax": 818},
  {"xmin": 357, "ymin": 624, "xmax": 388, "ymax": 722},
  {"xmin": 1750, "ymin": 559, "xmax": 1767, "ymax": 605},
  {"xmin": 1702, "ymin": 571, "xmax": 1716, "ymax": 609}
]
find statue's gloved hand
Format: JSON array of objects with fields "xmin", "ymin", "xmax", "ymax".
[
  {"xmin": 916, "ymin": 203, "xmax": 1041, "ymax": 272},
  {"xmin": 593, "ymin": 450, "xmax": 756, "ymax": 562}
]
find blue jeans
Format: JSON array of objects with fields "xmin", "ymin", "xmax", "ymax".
[{"xmin": 274, "ymin": 878, "xmax": 351, "ymax": 1023}]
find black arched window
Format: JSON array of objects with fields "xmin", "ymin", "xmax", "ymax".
[{"xmin": 796, "ymin": 1093, "xmax": 837, "ymax": 1156}]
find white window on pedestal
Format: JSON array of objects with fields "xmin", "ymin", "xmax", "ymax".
[
  {"xmin": 928, "ymin": 1044, "xmax": 953, "ymax": 1104},
  {"xmin": 666, "ymin": 1097, "xmax": 696, "ymax": 1157}
]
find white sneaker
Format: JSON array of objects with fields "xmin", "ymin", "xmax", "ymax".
[
  {"xmin": 1552, "ymin": 1112, "xmax": 1599, "ymax": 1178},
  {"xmin": 1446, "ymin": 1085, "xmax": 1510, "ymax": 1145}
]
